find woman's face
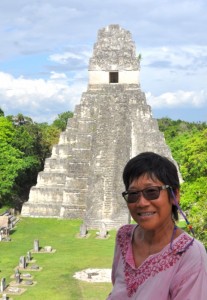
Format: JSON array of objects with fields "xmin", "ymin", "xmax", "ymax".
[{"xmin": 127, "ymin": 173, "xmax": 174, "ymax": 231}]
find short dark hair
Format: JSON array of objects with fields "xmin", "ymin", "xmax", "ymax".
[{"xmin": 123, "ymin": 152, "xmax": 180, "ymax": 220}]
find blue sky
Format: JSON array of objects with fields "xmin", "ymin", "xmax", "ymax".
[{"xmin": 0, "ymin": 0, "xmax": 207, "ymax": 123}]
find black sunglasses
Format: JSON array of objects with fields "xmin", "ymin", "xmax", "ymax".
[{"xmin": 122, "ymin": 185, "xmax": 170, "ymax": 203}]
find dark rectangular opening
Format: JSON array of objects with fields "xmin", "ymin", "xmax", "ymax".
[{"xmin": 109, "ymin": 72, "xmax": 119, "ymax": 83}]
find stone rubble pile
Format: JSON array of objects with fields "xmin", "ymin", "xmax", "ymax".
[{"xmin": 73, "ymin": 268, "xmax": 111, "ymax": 283}]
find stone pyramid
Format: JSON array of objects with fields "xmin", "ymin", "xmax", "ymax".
[{"xmin": 21, "ymin": 24, "xmax": 177, "ymax": 229}]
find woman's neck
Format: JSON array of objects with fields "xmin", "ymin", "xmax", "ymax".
[{"xmin": 135, "ymin": 220, "xmax": 177, "ymax": 255}]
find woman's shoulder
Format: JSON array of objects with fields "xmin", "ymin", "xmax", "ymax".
[
  {"xmin": 189, "ymin": 236, "xmax": 207, "ymax": 259},
  {"xmin": 116, "ymin": 224, "xmax": 137, "ymax": 243},
  {"xmin": 178, "ymin": 231, "xmax": 206, "ymax": 250},
  {"xmin": 177, "ymin": 231, "xmax": 207, "ymax": 265},
  {"xmin": 117, "ymin": 224, "xmax": 137, "ymax": 235},
  {"xmin": 115, "ymin": 224, "xmax": 136, "ymax": 255}
]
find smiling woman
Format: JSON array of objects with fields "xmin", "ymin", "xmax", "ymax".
[{"xmin": 107, "ymin": 152, "xmax": 207, "ymax": 300}]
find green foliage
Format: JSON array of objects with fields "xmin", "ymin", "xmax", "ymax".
[
  {"xmin": 189, "ymin": 200, "xmax": 207, "ymax": 248},
  {"xmin": 0, "ymin": 117, "xmax": 26, "ymax": 203},
  {"xmin": 137, "ymin": 53, "xmax": 142, "ymax": 61},
  {"xmin": 0, "ymin": 107, "xmax": 4, "ymax": 116},
  {"xmin": 180, "ymin": 178, "xmax": 207, "ymax": 248},
  {"xmin": 0, "ymin": 114, "xmax": 62, "ymax": 208},
  {"xmin": 158, "ymin": 117, "xmax": 207, "ymax": 141},
  {"xmin": 180, "ymin": 177, "xmax": 207, "ymax": 210},
  {"xmin": 0, "ymin": 110, "xmax": 74, "ymax": 209},
  {"xmin": 158, "ymin": 117, "xmax": 207, "ymax": 247},
  {"xmin": 12, "ymin": 118, "xmax": 61, "ymax": 207},
  {"xmin": 52, "ymin": 111, "xmax": 73, "ymax": 131},
  {"xmin": 37, "ymin": 123, "xmax": 61, "ymax": 162},
  {"xmin": 165, "ymin": 130, "xmax": 207, "ymax": 182}
]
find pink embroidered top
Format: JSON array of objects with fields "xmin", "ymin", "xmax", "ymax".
[{"xmin": 107, "ymin": 225, "xmax": 207, "ymax": 300}]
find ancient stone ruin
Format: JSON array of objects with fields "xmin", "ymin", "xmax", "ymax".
[{"xmin": 21, "ymin": 24, "xmax": 178, "ymax": 229}]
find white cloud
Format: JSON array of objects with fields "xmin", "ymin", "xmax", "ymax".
[
  {"xmin": 146, "ymin": 90, "xmax": 207, "ymax": 108},
  {"xmin": 0, "ymin": 0, "xmax": 207, "ymax": 60},
  {"xmin": 50, "ymin": 71, "xmax": 68, "ymax": 80},
  {"xmin": 0, "ymin": 0, "xmax": 207, "ymax": 123},
  {"xmin": 0, "ymin": 71, "xmax": 86, "ymax": 123},
  {"xmin": 49, "ymin": 52, "xmax": 83, "ymax": 64},
  {"xmin": 49, "ymin": 50, "xmax": 91, "ymax": 69},
  {"xmin": 140, "ymin": 45, "xmax": 207, "ymax": 70}
]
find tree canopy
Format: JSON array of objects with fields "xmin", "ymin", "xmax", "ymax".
[
  {"xmin": 0, "ymin": 117, "xmax": 27, "ymax": 203},
  {"xmin": 158, "ymin": 118, "xmax": 207, "ymax": 247},
  {"xmin": 0, "ymin": 111, "xmax": 73, "ymax": 209}
]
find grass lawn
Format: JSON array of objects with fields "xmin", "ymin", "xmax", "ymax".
[{"xmin": 0, "ymin": 217, "xmax": 115, "ymax": 299}]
